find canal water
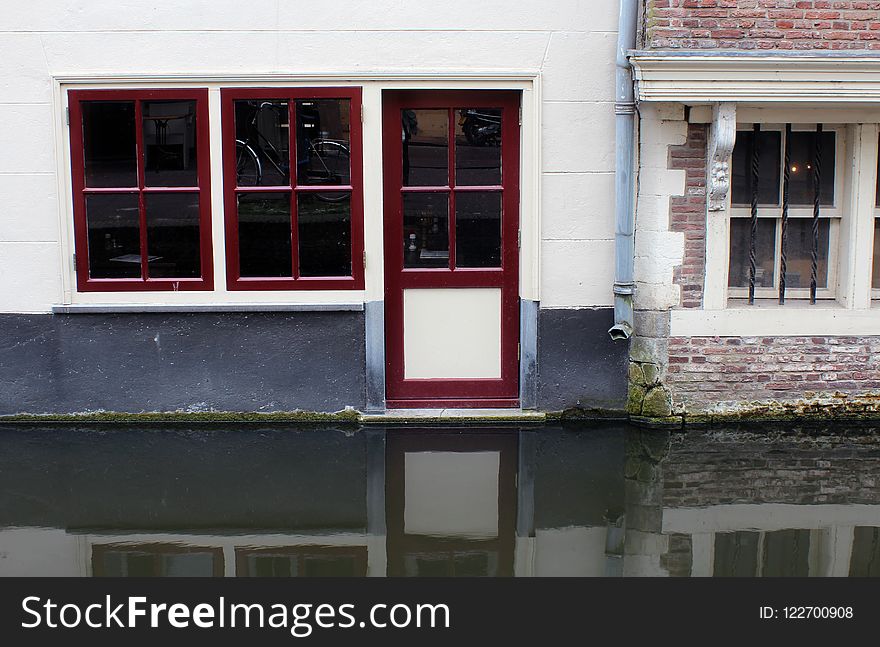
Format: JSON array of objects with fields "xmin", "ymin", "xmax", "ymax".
[{"xmin": 0, "ymin": 422, "xmax": 878, "ymax": 577}]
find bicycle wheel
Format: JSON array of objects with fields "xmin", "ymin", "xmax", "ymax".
[
  {"xmin": 303, "ymin": 139, "xmax": 350, "ymax": 203},
  {"xmin": 235, "ymin": 140, "xmax": 262, "ymax": 186}
]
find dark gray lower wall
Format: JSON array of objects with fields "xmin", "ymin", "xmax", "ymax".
[
  {"xmin": 536, "ymin": 308, "xmax": 628, "ymax": 412},
  {"xmin": 0, "ymin": 312, "xmax": 366, "ymax": 415}
]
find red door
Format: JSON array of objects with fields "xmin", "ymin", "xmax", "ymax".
[{"xmin": 382, "ymin": 90, "xmax": 520, "ymax": 408}]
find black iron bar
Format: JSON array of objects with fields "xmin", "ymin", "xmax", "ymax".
[
  {"xmin": 810, "ymin": 124, "xmax": 823, "ymax": 304},
  {"xmin": 779, "ymin": 124, "xmax": 791, "ymax": 304},
  {"xmin": 748, "ymin": 123, "xmax": 760, "ymax": 305}
]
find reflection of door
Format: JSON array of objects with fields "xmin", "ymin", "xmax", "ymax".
[
  {"xmin": 385, "ymin": 430, "xmax": 517, "ymax": 576},
  {"xmin": 382, "ymin": 91, "xmax": 521, "ymax": 408}
]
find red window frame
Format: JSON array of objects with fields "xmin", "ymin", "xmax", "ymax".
[
  {"xmin": 221, "ymin": 87, "xmax": 365, "ymax": 291},
  {"xmin": 68, "ymin": 89, "xmax": 214, "ymax": 292}
]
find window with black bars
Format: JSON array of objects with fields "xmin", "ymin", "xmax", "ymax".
[
  {"xmin": 728, "ymin": 124, "xmax": 839, "ymax": 304},
  {"xmin": 873, "ymin": 134, "xmax": 880, "ymax": 299}
]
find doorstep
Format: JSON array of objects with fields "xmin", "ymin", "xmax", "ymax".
[{"xmin": 359, "ymin": 408, "xmax": 546, "ymax": 424}]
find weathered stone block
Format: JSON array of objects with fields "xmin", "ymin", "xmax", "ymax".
[{"xmin": 642, "ymin": 385, "xmax": 673, "ymax": 418}]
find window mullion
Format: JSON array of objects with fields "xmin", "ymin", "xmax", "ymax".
[
  {"xmin": 846, "ymin": 123, "xmax": 878, "ymax": 309},
  {"xmin": 288, "ymin": 99, "xmax": 300, "ymax": 280},
  {"xmin": 134, "ymin": 99, "xmax": 149, "ymax": 281}
]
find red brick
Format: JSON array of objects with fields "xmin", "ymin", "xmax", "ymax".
[{"xmin": 646, "ymin": 0, "xmax": 878, "ymax": 50}]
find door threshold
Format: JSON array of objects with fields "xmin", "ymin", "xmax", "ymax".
[{"xmin": 361, "ymin": 408, "xmax": 546, "ymax": 424}]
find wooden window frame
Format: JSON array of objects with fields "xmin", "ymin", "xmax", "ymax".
[
  {"xmin": 727, "ymin": 124, "xmax": 845, "ymax": 303},
  {"xmin": 68, "ymin": 88, "xmax": 214, "ymax": 292},
  {"xmin": 221, "ymin": 87, "xmax": 365, "ymax": 291}
]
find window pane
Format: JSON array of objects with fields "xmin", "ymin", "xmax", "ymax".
[
  {"xmin": 402, "ymin": 109, "xmax": 448, "ymax": 187},
  {"xmin": 297, "ymin": 192, "xmax": 352, "ymax": 277},
  {"xmin": 728, "ymin": 218, "xmax": 776, "ymax": 288},
  {"xmin": 731, "ymin": 130, "xmax": 781, "ymax": 206},
  {"xmin": 143, "ymin": 100, "xmax": 198, "ymax": 187},
  {"xmin": 145, "ymin": 193, "xmax": 201, "ymax": 278},
  {"xmin": 455, "ymin": 191, "xmax": 501, "ymax": 267},
  {"xmin": 302, "ymin": 555, "xmax": 359, "ymax": 577},
  {"xmin": 403, "ymin": 192, "xmax": 449, "ymax": 268},
  {"xmin": 455, "ymin": 108, "xmax": 501, "ymax": 186},
  {"xmin": 782, "ymin": 218, "xmax": 830, "ymax": 289},
  {"xmin": 234, "ymin": 100, "xmax": 289, "ymax": 187},
  {"xmin": 849, "ymin": 527, "xmax": 880, "ymax": 577},
  {"xmin": 295, "ymin": 99, "xmax": 351, "ymax": 186},
  {"xmin": 237, "ymin": 193, "xmax": 291, "ymax": 277},
  {"xmin": 85, "ymin": 193, "xmax": 141, "ymax": 278},
  {"xmin": 874, "ymin": 220, "xmax": 880, "ymax": 290},
  {"xmin": 246, "ymin": 555, "xmax": 297, "ymax": 577},
  {"xmin": 788, "ymin": 131, "xmax": 835, "ymax": 206},
  {"xmin": 876, "ymin": 135, "xmax": 880, "ymax": 208},
  {"xmin": 762, "ymin": 529, "xmax": 810, "ymax": 577},
  {"xmin": 82, "ymin": 102, "xmax": 137, "ymax": 188},
  {"xmin": 713, "ymin": 532, "xmax": 759, "ymax": 577}
]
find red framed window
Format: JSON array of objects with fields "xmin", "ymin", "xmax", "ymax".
[
  {"xmin": 221, "ymin": 87, "xmax": 364, "ymax": 290},
  {"xmin": 68, "ymin": 89, "xmax": 213, "ymax": 292}
]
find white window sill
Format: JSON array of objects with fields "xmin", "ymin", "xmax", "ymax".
[
  {"xmin": 671, "ymin": 303, "xmax": 880, "ymax": 337},
  {"xmin": 52, "ymin": 303, "xmax": 364, "ymax": 314}
]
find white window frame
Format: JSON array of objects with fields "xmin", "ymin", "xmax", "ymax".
[
  {"xmin": 674, "ymin": 107, "xmax": 880, "ymax": 337},
  {"xmin": 727, "ymin": 123, "xmax": 845, "ymax": 303},
  {"xmin": 873, "ymin": 142, "xmax": 880, "ymax": 300}
]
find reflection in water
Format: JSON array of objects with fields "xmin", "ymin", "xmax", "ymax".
[{"xmin": 0, "ymin": 424, "xmax": 878, "ymax": 577}]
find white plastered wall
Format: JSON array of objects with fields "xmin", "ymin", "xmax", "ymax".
[
  {"xmin": 633, "ymin": 103, "xmax": 687, "ymax": 312},
  {"xmin": 0, "ymin": 0, "xmax": 621, "ymax": 313}
]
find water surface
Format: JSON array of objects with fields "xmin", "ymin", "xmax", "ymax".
[{"xmin": 0, "ymin": 423, "xmax": 877, "ymax": 577}]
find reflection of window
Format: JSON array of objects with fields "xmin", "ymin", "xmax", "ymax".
[
  {"xmin": 849, "ymin": 527, "xmax": 880, "ymax": 577},
  {"xmin": 404, "ymin": 550, "xmax": 498, "ymax": 577},
  {"xmin": 235, "ymin": 547, "xmax": 367, "ymax": 577},
  {"xmin": 68, "ymin": 89, "xmax": 213, "ymax": 292},
  {"xmin": 713, "ymin": 530, "xmax": 811, "ymax": 577},
  {"xmin": 92, "ymin": 544, "xmax": 223, "ymax": 577},
  {"xmin": 728, "ymin": 126, "xmax": 840, "ymax": 302},
  {"xmin": 221, "ymin": 88, "xmax": 364, "ymax": 290}
]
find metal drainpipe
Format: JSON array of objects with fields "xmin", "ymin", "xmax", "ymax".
[{"xmin": 608, "ymin": 0, "xmax": 639, "ymax": 341}]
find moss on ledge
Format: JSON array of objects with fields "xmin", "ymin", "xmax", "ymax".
[{"xmin": 0, "ymin": 409, "xmax": 361, "ymax": 425}]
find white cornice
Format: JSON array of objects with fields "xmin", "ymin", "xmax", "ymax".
[{"xmin": 630, "ymin": 51, "xmax": 880, "ymax": 103}]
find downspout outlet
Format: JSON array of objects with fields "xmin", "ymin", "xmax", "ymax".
[{"xmin": 608, "ymin": 321, "xmax": 633, "ymax": 341}]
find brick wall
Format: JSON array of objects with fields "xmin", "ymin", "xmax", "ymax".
[
  {"xmin": 666, "ymin": 335, "xmax": 880, "ymax": 412},
  {"xmin": 647, "ymin": 0, "xmax": 880, "ymax": 50},
  {"xmin": 668, "ymin": 122, "xmax": 707, "ymax": 308},
  {"xmin": 661, "ymin": 430, "xmax": 880, "ymax": 506}
]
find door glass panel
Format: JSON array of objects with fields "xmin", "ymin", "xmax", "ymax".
[
  {"xmin": 456, "ymin": 191, "xmax": 501, "ymax": 267},
  {"xmin": 145, "ymin": 193, "xmax": 201, "ymax": 278},
  {"xmin": 455, "ymin": 108, "xmax": 501, "ymax": 186},
  {"xmin": 237, "ymin": 192, "xmax": 291, "ymax": 277},
  {"xmin": 295, "ymin": 99, "xmax": 351, "ymax": 186},
  {"xmin": 85, "ymin": 193, "xmax": 141, "ymax": 278},
  {"xmin": 234, "ymin": 100, "xmax": 289, "ymax": 187},
  {"xmin": 728, "ymin": 218, "xmax": 776, "ymax": 288},
  {"xmin": 403, "ymin": 192, "xmax": 449, "ymax": 268},
  {"xmin": 297, "ymin": 192, "xmax": 352, "ymax": 277},
  {"xmin": 82, "ymin": 102, "xmax": 137, "ymax": 188},
  {"xmin": 143, "ymin": 100, "xmax": 198, "ymax": 187},
  {"xmin": 402, "ymin": 109, "xmax": 448, "ymax": 187}
]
